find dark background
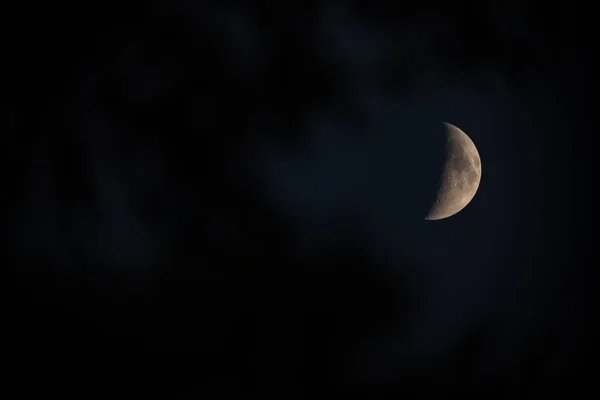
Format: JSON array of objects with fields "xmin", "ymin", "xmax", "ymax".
[{"xmin": 2, "ymin": 0, "xmax": 594, "ymax": 398}]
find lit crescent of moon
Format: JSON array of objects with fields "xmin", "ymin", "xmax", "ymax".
[{"xmin": 425, "ymin": 122, "xmax": 482, "ymax": 220}]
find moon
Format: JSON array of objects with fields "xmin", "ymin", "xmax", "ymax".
[{"xmin": 425, "ymin": 122, "xmax": 482, "ymax": 220}]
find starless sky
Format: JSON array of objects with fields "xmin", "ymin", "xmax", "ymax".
[
  {"xmin": 243, "ymin": 5, "xmax": 579, "ymax": 378},
  {"xmin": 2, "ymin": 0, "xmax": 591, "ymax": 396}
]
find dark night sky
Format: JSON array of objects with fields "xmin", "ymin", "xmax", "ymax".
[{"xmin": 2, "ymin": 0, "xmax": 594, "ymax": 398}]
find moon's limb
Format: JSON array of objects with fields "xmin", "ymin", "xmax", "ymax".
[{"xmin": 425, "ymin": 122, "xmax": 482, "ymax": 220}]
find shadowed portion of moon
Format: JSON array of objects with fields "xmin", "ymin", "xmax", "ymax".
[{"xmin": 425, "ymin": 123, "xmax": 482, "ymax": 221}]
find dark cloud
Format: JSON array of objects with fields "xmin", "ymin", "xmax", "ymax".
[{"xmin": 2, "ymin": 0, "xmax": 592, "ymax": 397}]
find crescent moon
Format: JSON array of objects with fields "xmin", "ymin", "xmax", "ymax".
[{"xmin": 425, "ymin": 122, "xmax": 482, "ymax": 220}]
